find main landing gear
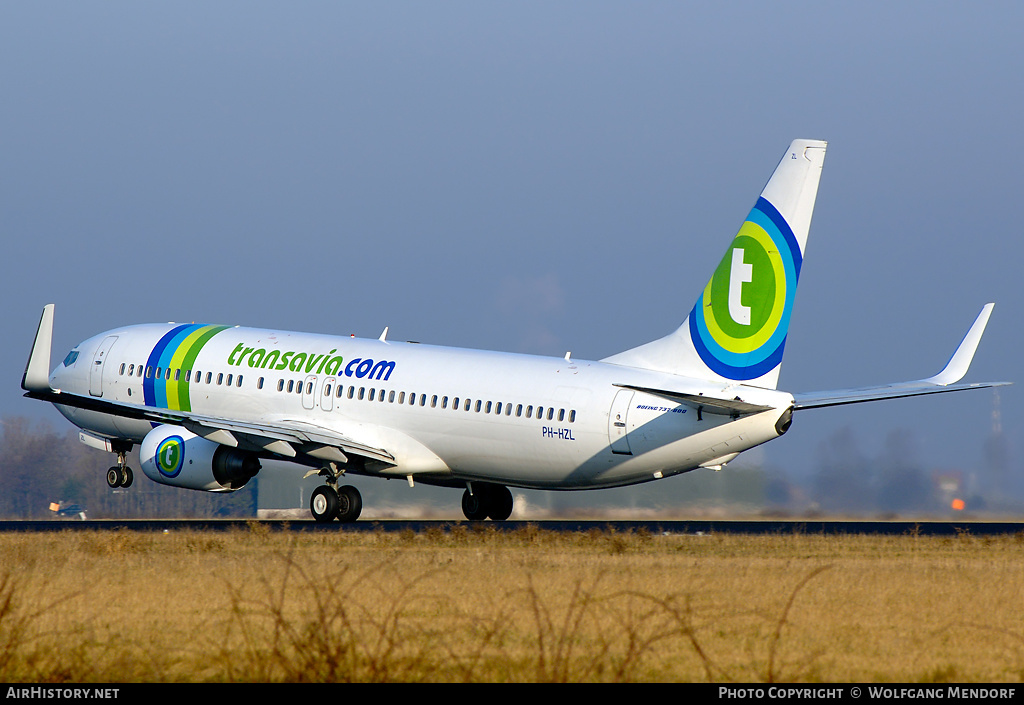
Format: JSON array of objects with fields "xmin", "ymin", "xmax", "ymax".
[
  {"xmin": 106, "ymin": 449, "xmax": 133, "ymax": 489},
  {"xmin": 462, "ymin": 483, "xmax": 513, "ymax": 521},
  {"xmin": 310, "ymin": 484, "xmax": 362, "ymax": 523}
]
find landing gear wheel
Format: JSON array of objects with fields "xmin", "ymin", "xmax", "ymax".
[
  {"xmin": 462, "ymin": 488, "xmax": 489, "ymax": 521},
  {"xmin": 106, "ymin": 447, "xmax": 134, "ymax": 490},
  {"xmin": 106, "ymin": 466, "xmax": 123, "ymax": 489},
  {"xmin": 487, "ymin": 485, "xmax": 514, "ymax": 521},
  {"xmin": 310, "ymin": 486, "xmax": 339, "ymax": 523},
  {"xmin": 336, "ymin": 485, "xmax": 362, "ymax": 523}
]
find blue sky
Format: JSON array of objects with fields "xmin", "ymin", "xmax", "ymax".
[{"xmin": 2, "ymin": 2, "xmax": 1021, "ymax": 505}]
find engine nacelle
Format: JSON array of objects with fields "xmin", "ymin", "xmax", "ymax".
[{"xmin": 140, "ymin": 425, "xmax": 261, "ymax": 491}]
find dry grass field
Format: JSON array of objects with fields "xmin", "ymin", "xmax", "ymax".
[{"xmin": 0, "ymin": 525, "xmax": 1021, "ymax": 682}]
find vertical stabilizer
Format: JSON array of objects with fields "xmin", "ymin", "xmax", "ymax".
[{"xmin": 602, "ymin": 139, "xmax": 827, "ymax": 389}]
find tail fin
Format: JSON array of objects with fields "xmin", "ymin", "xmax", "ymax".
[{"xmin": 602, "ymin": 139, "xmax": 827, "ymax": 389}]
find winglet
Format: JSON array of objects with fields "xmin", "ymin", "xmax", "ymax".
[
  {"xmin": 924, "ymin": 303, "xmax": 994, "ymax": 386},
  {"xmin": 22, "ymin": 304, "xmax": 55, "ymax": 393}
]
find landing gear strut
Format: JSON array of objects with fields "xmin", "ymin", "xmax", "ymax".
[
  {"xmin": 309, "ymin": 464, "xmax": 362, "ymax": 523},
  {"xmin": 106, "ymin": 449, "xmax": 133, "ymax": 489},
  {"xmin": 462, "ymin": 483, "xmax": 513, "ymax": 521}
]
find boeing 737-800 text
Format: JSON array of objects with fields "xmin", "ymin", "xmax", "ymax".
[{"xmin": 21, "ymin": 139, "xmax": 1006, "ymax": 521}]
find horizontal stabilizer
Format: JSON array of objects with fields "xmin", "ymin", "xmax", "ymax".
[
  {"xmin": 614, "ymin": 384, "xmax": 774, "ymax": 417},
  {"xmin": 792, "ymin": 304, "xmax": 1008, "ymax": 410}
]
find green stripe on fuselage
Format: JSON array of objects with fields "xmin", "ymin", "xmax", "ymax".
[{"xmin": 169, "ymin": 325, "xmax": 230, "ymax": 412}]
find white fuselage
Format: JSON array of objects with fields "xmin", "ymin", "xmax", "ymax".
[{"xmin": 50, "ymin": 322, "xmax": 793, "ymax": 491}]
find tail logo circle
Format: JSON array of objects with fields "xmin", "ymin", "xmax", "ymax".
[{"xmin": 689, "ymin": 198, "xmax": 802, "ymax": 380}]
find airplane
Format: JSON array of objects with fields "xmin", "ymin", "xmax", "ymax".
[{"xmin": 21, "ymin": 139, "xmax": 1007, "ymax": 522}]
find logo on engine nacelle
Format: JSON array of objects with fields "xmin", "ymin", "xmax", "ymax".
[{"xmin": 156, "ymin": 435, "xmax": 185, "ymax": 478}]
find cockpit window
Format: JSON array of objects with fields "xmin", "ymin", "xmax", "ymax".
[{"xmin": 62, "ymin": 350, "xmax": 79, "ymax": 367}]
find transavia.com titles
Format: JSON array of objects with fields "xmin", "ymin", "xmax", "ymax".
[{"xmin": 718, "ymin": 687, "xmax": 1017, "ymax": 700}]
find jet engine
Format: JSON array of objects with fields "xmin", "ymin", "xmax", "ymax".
[{"xmin": 140, "ymin": 424, "xmax": 261, "ymax": 491}]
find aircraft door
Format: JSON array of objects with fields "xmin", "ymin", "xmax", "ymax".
[
  {"xmin": 608, "ymin": 389, "xmax": 633, "ymax": 455},
  {"xmin": 321, "ymin": 377, "xmax": 336, "ymax": 412},
  {"xmin": 89, "ymin": 336, "xmax": 118, "ymax": 397},
  {"xmin": 302, "ymin": 375, "xmax": 317, "ymax": 411}
]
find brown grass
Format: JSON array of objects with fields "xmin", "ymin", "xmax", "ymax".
[{"xmin": 0, "ymin": 525, "xmax": 1021, "ymax": 682}]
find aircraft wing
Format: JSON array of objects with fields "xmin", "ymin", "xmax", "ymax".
[
  {"xmin": 23, "ymin": 387, "xmax": 396, "ymax": 466},
  {"xmin": 792, "ymin": 303, "xmax": 1009, "ymax": 410}
]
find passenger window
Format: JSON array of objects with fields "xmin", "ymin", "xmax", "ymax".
[
  {"xmin": 206, "ymin": 372, "xmax": 212, "ymax": 384},
  {"xmin": 119, "ymin": 363, "xmax": 126, "ymax": 375},
  {"xmin": 287, "ymin": 380, "xmax": 294, "ymax": 393},
  {"xmin": 258, "ymin": 377, "xmax": 265, "ymax": 390},
  {"xmin": 389, "ymin": 391, "xmax": 396, "ymax": 403},
  {"xmin": 420, "ymin": 394, "xmax": 426, "ymax": 406},
  {"xmin": 137, "ymin": 365, "xmax": 143, "ymax": 377},
  {"xmin": 348, "ymin": 387, "xmax": 355, "ymax": 399},
  {"xmin": 431, "ymin": 395, "xmax": 437, "ymax": 408},
  {"xmin": 453, "ymin": 397, "xmax": 460, "ymax": 410},
  {"xmin": 442, "ymin": 396, "xmax": 448, "ymax": 409},
  {"xmin": 128, "ymin": 364, "xmax": 135, "ymax": 376},
  {"xmin": 464, "ymin": 399, "xmax": 471, "ymax": 412},
  {"xmin": 495, "ymin": 402, "xmax": 502, "ymax": 414},
  {"xmin": 337, "ymin": 385, "xmax": 344, "ymax": 398},
  {"xmin": 237, "ymin": 375, "xmax": 243, "ymax": 387},
  {"xmin": 358, "ymin": 388, "xmax": 365, "ymax": 400},
  {"xmin": 174, "ymin": 369, "xmax": 181, "ymax": 381},
  {"xmin": 398, "ymin": 392, "xmax": 405, "ymax": 404},
  {"xmin": 485, "ymin": 401, "xmax": 492, "ymax": 414},
  {"xmin": 475, "ymin": 400, "xmax": 482, "ymax": 413},
  {"xmin": 226, "ymin": 374, "xmax": 232, "ymax": 387},
  {"xmin": 217, "ymin": 373, "xmax": 223, "ymax": 385},
  {"xmin": 155, "ymin": 367, "xmax": 162, "ymax": 379},
  {"xmin": 278, "ymin": 379, "xmax": 284, "ymax": 392},
  {"xmin": 569, "ymin": 410, "xmax": 576, "ymax": 423},
  {"xmin": 369, "ymin": 388, "xmax": 376, "ymax": 401},
  {"xmin": 516, "ymin": 404, "xmax": 523, "ymax": 417},
  {"xmin": 324, "ymin": 384, "xmax": 332, "ymax": 397},
  {"xmin": 547, "ymin": 408, "xmax": 554, "ymax": 420},
  {"xmin": 305, "ymin": 382, "xmax": 312, "ymax": 394}
]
